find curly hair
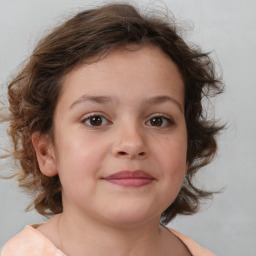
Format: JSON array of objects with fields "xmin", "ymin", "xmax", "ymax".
[{"xmin": 2, "ymin": 3, "xmax": 223, "ymax": 224}]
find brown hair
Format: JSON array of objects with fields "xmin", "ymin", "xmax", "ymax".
[{"xmin": 2, "ymin": 3, "xmax": 223, "ymax": 224}]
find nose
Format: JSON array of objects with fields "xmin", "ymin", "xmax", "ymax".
[{"xmin": 112, "ymin": 124, "xmax": 149, "ymax": 160}]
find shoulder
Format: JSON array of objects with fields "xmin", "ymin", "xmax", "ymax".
[
  {"xmin": 1, "ymin": 226, "xmax": 65, "ymax": 256},
  {"xmin": 168, "ymin": 228, "xmax": 216, "ymax": 256}
]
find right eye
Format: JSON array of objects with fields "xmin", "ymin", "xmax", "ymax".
[{"xmin": 81, "ymin": 114, "xmax": 109, "ymax": 127}]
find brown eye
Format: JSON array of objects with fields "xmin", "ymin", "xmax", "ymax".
[
  {"xmin": 89, "ymin": 116, "xmax": 102, "ymax": 126},
  {"xmin": 83, "ymin": 115, "xmax": 109, "ymax": 127},
  {"xmin": 146, "ymin": 115, "xmax": 174, "ymax": 128},
  {"xmin": 150, "ymin": 117, "xmax": 163, "ymax": 126}
]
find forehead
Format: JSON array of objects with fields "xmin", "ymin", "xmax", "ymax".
[{"xmin": 58, "ymin": 45, "xmax": 184, "ymax": 108}]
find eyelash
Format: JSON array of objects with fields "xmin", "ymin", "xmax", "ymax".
[
  {"xmin": 81, "ymin": 113, "xmax": 111, "ymax": 127},
  {"xmin": 146, "ymin": 114, "xmax": 175, "ymax": 128},
  {"xmin": 80, "ymin": 113, "xmax": 175, "ymax": 128}
]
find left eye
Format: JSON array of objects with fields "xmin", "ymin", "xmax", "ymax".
[
  {"xmin": 146, "ymin": 116, "xmax": 173, "ymax": 127},
  {"xmin": 82, "ymin": 115, "xmax": 109, "ymax": 127}
]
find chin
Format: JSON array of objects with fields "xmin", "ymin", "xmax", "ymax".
[{"xmin": 101, "ymin": 206, "xmax": 160, "ymax": 228}]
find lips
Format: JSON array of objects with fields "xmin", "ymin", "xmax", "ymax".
[{"xmin": 103, "ymin": 170, "xmax": 155, "ymax": 187}]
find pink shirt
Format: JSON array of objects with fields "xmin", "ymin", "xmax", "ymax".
[{"xmin": 1, "ymin": 225, "xmax": 216, "ymax": 256}]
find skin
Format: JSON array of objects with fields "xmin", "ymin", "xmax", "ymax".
[{"xmin": 33, "ymin": 45, "xmax": 191, "ymax": 256}]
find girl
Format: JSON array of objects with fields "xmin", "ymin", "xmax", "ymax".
[{"xmin": 1, "ymin": 3, "xmax": 223, "ymax": 256}]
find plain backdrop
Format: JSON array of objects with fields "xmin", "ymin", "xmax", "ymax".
[{"xmin": 0, "ymin": 0, "xmax": 255, "ymax": 255}]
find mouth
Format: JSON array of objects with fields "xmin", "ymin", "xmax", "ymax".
[{"xmin": 103, "ymin": 170, "xmax": 155, "ymax": 187}]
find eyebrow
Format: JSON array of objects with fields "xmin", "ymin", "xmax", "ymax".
[
  {"xmin": 69, "ymin": 95, "xmax": 114, "ymax": 109},
  {"xmin": 144, "ymin": 95, "xmax": 183, "ymax": 112},
  {"xmin": 69, "ymin": 94, "xmax": 183, "ymax": 112}
]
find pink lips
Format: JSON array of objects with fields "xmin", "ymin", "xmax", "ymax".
[{"xmin": 103, "ymin": 170, "xmax": 155, "ymax": 187}]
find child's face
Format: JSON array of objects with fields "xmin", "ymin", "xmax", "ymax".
[{"xmin": 44, "ymin": 45, "xmax": 187, "ymax": 225}]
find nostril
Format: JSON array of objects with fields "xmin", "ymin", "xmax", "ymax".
[{"xmin": 115, "ymin": 150, "xmax": 147, "ymax": 158}]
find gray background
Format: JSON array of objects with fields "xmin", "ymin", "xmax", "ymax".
[{"xmin": 0, "ymin": 0, "xmax": 255, "ymax": 255}]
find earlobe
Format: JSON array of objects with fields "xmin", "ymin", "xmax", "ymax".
[{"xmin": 32, "ymin": 132, "xmax": 58, "ymax": 177}]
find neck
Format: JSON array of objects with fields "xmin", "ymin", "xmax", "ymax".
[{"xmin": 57, "ymin": 211, "xmax": 165, "ymax": 256}]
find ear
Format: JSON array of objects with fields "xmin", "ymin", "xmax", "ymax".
[{"xmin": 32, "ymin": 132, "xmax": 58, "ymax": 177}]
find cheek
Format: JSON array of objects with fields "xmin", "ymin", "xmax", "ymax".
[
  {"xmin": 54, "ymin": 140, "xmax": 101, "ymax": 202},
  {"xmin": 159, "ymin": 139, "xmax": 187, "ymax": 205},
  {"xmin": 159, "ymin": 135, "xmax": 187, "ymax": 166},
  {"xmin": 154, "ymin": 132, "xmax": 187, "ymax": 185},
  {"xmin": 54, "ymin": 131, "xmax": 110, "ymax": 179}
]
